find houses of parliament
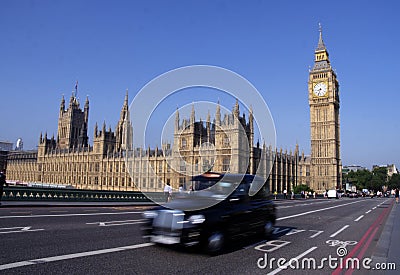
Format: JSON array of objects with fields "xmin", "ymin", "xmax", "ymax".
[{"xmin": 6, "ymin": 29, "xmax": 342, "ymax": 193}]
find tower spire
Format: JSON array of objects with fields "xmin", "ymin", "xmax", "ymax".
[
  {"xmin": 317, "ymin": 23, "xmax": 326, "ymax": 51},
  {"xmin": 215, "ymin": 100, "xmax": 221, "ymax": 126},
  {"xmin": 124, "ymin": 89, "xmax": 129, "ymax": 106},
  {"xmin": 74, "ymin": 80, "xmax": 78, "ymax": 97}
]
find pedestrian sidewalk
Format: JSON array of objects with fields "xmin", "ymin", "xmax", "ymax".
[{"xmin": 371, "ymin": 199, "xmax": 400, "ymax": 274}]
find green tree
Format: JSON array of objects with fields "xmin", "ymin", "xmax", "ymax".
[
  {"xmin": 344, "ymin": 169, "xmax": 372, "ymax": 190},
  {"xmin": 369, "ymin": 167, "xmax": 388, "ymax": 191},
  {"xmin": 294, "ymin": 184, "xmax": 313, "ymax": 194},
  {"xmin": 388, "ymin": 173, "xmax": 400, "ymax": 189}
]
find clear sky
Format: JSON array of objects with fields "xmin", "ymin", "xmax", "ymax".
[{"xmin": 1, "ymin": 0, "xmax": 399, "ymax": 170}]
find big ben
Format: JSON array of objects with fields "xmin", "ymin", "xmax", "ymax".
[{"xmin": 308, "ymin": 25, "xmax": 342, "ymax": 192}]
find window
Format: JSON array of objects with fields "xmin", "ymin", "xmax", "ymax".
[
  {"xmin": 158, "ymin": 163, "xmax": 163, "ymax": 173},
  {"xmin": 181, "ymin": 138, "xmax": 187, "ymax": 149},
  {"xmin": 223, "ymin": 157, "xmax": 230, "ymax": 172},
  {"xmin": 180, "ymin": 160, "xmax": 186, "ymax": 172},
  {"xmin": 223, "ymin": 135, "xmax": 230, "ymax": 147}
]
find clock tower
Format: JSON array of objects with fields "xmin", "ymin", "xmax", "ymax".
[{"xmin": 308, "ymin": 25, "xmax": 342, "ymax": 192}]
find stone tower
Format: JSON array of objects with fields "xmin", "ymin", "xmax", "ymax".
[
  {"xmin": 57, "ymin": 93, "xmax": 89, "ymax": 150},
  {"xmin": 172, "ymin": 101, "xmax": 253, "ymax": 178},
  {"xmin": 308, "ymin": 25, "xmax": 342, "ymax": 191},
  {"xmin": 115, "ymin": 90, "xmax": 133, "ymax": 152}
]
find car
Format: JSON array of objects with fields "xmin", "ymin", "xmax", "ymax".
[
  {"xmin": 348, "ymin": 192, "xmax": 358, "ymax": 198},
  {"xmin": 327, "ymin": 189, "xmax": 339, "ymax": 199},
  {"xmin": 141, "ymin": 173, "xmax": 276, "ymax": 255}
]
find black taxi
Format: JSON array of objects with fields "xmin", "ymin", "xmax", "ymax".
[{"xmin": 141, "ymin": 173, "xmax": 276, "ymax": 254}]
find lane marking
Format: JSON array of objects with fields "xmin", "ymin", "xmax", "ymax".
[
  {"xmin": 277, "ymin": 200, "xmax": 365, "ymax": 221},
  {"xmin": 329, "ymin": 225, "xmax": 349, "ymax": 238},
  {"xmin": 86, "ymin": 219, "xmax": 146, "ymax": 227},
  {"xmin": 309, "ymin": 230, "xmax": 324, "ymax": 238},
  {"xmin": 266, "ymin": 246, "xmax": 318, "ymax": 275},
  {"xmin": 354, "ymin": 215, "xmax": 364, "ymax": 222},
  {"xmin": 0, "ymin": 211, "xmax": 144, "ymax": 219},
  {"xmin": 365, "ymin": 210, "xmax": 371, "ymax": 214},
  {"xmin": 0, "ymin": 226, "xmax": 44, "ymax": 234},
  {"xmin": 0, "ymin": 242, "xmax": 154, "ymax": 271},
  {"xmin": 372, "ymin": 207, "xmax": 377, "ymax": 210}
]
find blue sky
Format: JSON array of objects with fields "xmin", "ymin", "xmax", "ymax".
[{"xmin": 1, "ymin": 0, "xmax": 399, "ymax": 170}]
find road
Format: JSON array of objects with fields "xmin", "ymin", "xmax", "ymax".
[{"xmin": 0, "ymin": 198, "xmax": 397, "ymax": 274}]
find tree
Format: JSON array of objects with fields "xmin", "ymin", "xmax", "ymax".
[
  {"xmin": 370, "ymin": 167, "xmax": 388, "ymax": 191},
  {"xmin": 345, "ymin": 169, "xmax": 372, "ymax": 190},
  {"xmin": 388, "ymin": 173, "xmax": 400, "ymax": 189},
  {"xmin": 294, "ymin": 184, "xmax": 313, "ymax": 194}
]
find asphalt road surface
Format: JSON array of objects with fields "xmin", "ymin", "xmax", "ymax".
[{"xmin": 0, "ymin": 198, "xmax": 397, "ymax": 275}]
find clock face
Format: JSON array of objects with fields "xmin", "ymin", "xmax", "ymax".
[{"xmin": 313, "ymin": 82, "xmax": 327, "ymax": 97}]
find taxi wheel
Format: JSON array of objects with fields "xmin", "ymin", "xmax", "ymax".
[
  {"xmin": 264, "ymin": 221, "xmax": 274, "ymax": 239},
  {"xmin": 207, "ymin": 231, "xmax": 225, "ymax": 255}
]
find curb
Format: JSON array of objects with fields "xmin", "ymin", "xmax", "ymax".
[{"xmin": 370, "ymin": 199, "xmax": 397, "ymax": 273}]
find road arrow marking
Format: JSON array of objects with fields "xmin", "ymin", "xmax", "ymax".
[{"xmin": 0, "ymin": 226, "xmax": 44, "ymax": 234}]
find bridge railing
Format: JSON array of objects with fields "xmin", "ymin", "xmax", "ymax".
[{"xmin": 2, "ymin": 187, "xmax": 164, "ymax": 203}]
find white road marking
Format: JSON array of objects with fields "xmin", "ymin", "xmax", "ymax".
[
  {"xmin": 266, "ymin": 246, "xmax": 318, "ymax": 275},
  {"xmin": 0, "ymin": 242, "xmax": 154, "ymax": 271},
  {"xmin": 366, "ymin": 210, "xmax": 372, "ymax": 214},
  {"xmin": 372, "ymin": 207, "xmax": 377, "ymax": 210},
  {"xmin": 329, "ymin": 225, "xmax": 349, "ymax": 238},
  {"xmin": 0, "ymin": 226, "xmax": 44, "ymax": 234},
  {"xmin": 309, "ymin": 230, "xmax": 324, "ymax": 238},
  {"xmin": 354, "ymin": 215, "xmax": 364, "ymax": 222},
  {"xmin": 0, "ymin": 211, "xmax": 144, "ymax": 219},
  {"xmin": 86, "ymin": 219, "xmax": 146, "ymax": 226},
  {"xmin": 276, "ymin": 200, "xmax": 364, "ymax": 221}
]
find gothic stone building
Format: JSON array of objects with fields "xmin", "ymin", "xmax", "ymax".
[
  {"xmin": 7, "ymin": 29, "xmax": 340, "ymax": 193},
  {"xmin": 6, "ymin": 92, "xmax": 306, "ymax": 193}
]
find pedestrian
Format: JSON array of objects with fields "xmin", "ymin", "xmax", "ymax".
[
  {"xmin": 291, "ymin": 191, "xmax": 294, "ymax": 200},
  {"xmin": 164, "ymin": 182, "xmax": 171, "ymax": 203},
  {"xmin": 395, "ymin": 188, "xmax": 399, "ymax": 204},
  {"xmin": 178, "ymin": 184, "xmax": 183, "ymax": 193},
  {"xmin": 168, "ymin": 185, "xmax": 173, "ymax": 202},
  {"xmin": 313, "ymin": 191, "xmax": 316, "ymax": 199},
  {"xmin": 273, "ymin": 190, "xmax": 277, "ymax": 200},
  {"xmin": 283, "ymin": 189, "xmax": 287, "ymax": 199},
  {"xmin": 0, "ymin": 171, "xmax": 8, "ymax": 206}
]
